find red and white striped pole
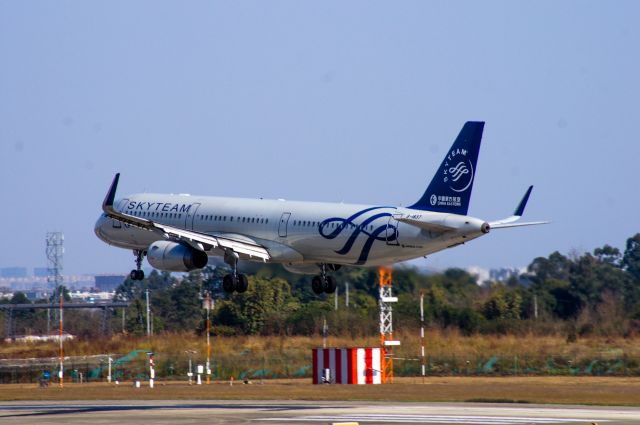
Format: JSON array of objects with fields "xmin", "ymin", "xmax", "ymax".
[
  {"xmin": 148, "ymin": 352, "xmax": 155, "ymax": 388},
  {"xmin": 420, "ymin": 292, "xmax": 426, "ymax": 383}
]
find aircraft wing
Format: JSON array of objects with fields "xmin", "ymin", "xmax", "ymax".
[{"xmin": 101, "ymin": 174, "xmax": 270, "ymax": 261}]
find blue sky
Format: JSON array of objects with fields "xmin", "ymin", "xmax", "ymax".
[{"xmin": 1, "ymin": 1, "xmax": 638, "ymax": 275}]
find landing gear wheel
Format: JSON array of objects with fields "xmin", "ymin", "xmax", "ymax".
[
  {"xmin": 130, "ymin": 269, "xmax": 145, "ymax": 281},
  {"xmin": 311, "ymin": 276, "xmax": 324, "ymax": 295},
  {"xmin": 131, "ymin": 250, "xmax": 146, "ymax": 281},
  {"xmin": 236, "ymin": 274, "xmax": 249, "ymax": 293},
  {"xmin": 222, "ymin": 274, "xmax": 237, "ymax": 293},
  {"xmin": 324, "ymin": 275, "xmax": 337, "ymax": 294}
]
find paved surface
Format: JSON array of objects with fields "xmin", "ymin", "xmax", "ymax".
[{"xmin": 0, "ymin": 400, "xmax": 639, "ymax": 424}]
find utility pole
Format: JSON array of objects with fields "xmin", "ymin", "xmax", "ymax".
[
  {"xmin": 145, "ymin": 288, "xmax": 151, "ymax": 337},
  {"xmin": 345, "ymin": 282, "xmax": 349, "ymax": 307},
  {"xmin": 334, "ymin": 286, "xmax": 338, "ymax": 311},
  {"xmin": 322, "ymin": 317, "xmax": 328, "ymax": 349}
]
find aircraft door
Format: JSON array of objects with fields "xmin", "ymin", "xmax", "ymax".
[
  {"xmin": 386, "ymin": 215, "xmax": 400, "ymax": 246},
  {"xmin": 185, "ymin": 203, "xmax": 201, "ymax": 230},
  {"xmin": 278, "ymin": 212, "xmax": 291, "ymax": 237},
  {"xmin": 112, "ymin": 199, "xmax": 129, "ymax": 229}
]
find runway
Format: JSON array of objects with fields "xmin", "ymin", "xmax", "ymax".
[{"xmin": 1, "ymin": 400, "xmax": 639, "ymax": 424}]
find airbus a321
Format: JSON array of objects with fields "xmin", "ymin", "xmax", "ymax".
[{"xmin": 95, "ymin": 122, "xmax": 547, "ymax": 294}]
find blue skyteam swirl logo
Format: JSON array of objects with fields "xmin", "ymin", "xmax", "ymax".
[{"xmin": 319, "ymin": 206, "xmax": 398, "ymax": 265}]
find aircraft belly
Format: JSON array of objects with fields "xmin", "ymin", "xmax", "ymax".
[{"xmin": 290, "ymin": 234, "xmax": 425, "ymax": 266}]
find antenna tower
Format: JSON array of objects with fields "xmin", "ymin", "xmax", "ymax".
[
  {"xmin": 378, "ymin": 266, "xmax": 400, "ymax": 383},
  {"xmin": 46, "ymin": 232, "xmax": 64, "ymax": 290}
]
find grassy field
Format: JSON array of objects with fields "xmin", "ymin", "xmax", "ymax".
[
  {"xmin": 2, "ymin": 330, "xmax": 640, "ymax": 381},
  {"xmin": 1, "ymin": 377, "xmax": 640, "ymax": 406}
]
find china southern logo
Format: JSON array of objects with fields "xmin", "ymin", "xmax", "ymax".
[
  {"xmin": 443, "ymin": 148, "xmax": 474, "ymax": 193},
  {"xmin": 430, "ymin": 194, "xmax": 437, "ymax": 206}
]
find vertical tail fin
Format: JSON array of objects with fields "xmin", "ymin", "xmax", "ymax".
[{"xmin": 408, "ymin": 121, "xmax": 484, "ymax": 215}]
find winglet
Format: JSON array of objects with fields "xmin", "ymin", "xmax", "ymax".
[
  {"xmin": 102, "ymin": 173, "xmax": 120, "ymax": 213},
  {"xmin": 489, "ymin": 185, "xmax": 549, "ymax": 229},
  {"xmin": 514, "ymin": 185, "xmax": 533, "ymax": 217}
]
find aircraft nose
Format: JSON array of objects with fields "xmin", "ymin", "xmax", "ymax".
[{"xmin": 94, "ymin": 214, "xmax": 108, "ymax": 241}]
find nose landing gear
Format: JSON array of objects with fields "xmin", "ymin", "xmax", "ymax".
[{"xmin": 130, "ymin": 250, "xmax": 146, "ymax": 281}]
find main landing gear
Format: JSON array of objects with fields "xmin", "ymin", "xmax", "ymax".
[
  {"xmin": 311, "ymin": 264, "xmax": 339, "ymax": 295},
  {"xmin": 222, "ymin": 249, "xmax": 248, "ymax": 294},
  {"xmin": 130, "ymin": 249, "xmax": 146, "ymax": 281}
]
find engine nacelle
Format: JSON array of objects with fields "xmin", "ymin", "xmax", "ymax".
[{"xmin": 147, "ymin": 241, "xmax": 208, "ymax": 272}]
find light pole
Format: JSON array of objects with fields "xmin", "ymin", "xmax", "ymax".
[
  {"xmin": 145, "ymin": 288, "xmax": 151, "ymax": 337},
  {"xmin": 185, "ymin": 350, "xmax": 197, "ymax": 385},
  {"xmin": 203, "ymin": 293, "xmax": 213, "ymax": 384}
]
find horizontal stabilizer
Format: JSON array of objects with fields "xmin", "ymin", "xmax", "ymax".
[{"xmin": 491, "ymin": 221, "xmax": 549, "ymax": 229}]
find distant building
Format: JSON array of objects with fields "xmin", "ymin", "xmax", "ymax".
[
  {"xmin": 94, "ymin": 275, "xmax": 125, "ymax": 291},
  {"xmin": 466, "ymin": 266, "xmax": 490, "ymax": 285},
  {"xmin": 489, "ymin": 267, "xmax": 527, "ymax": 283},
  {"xmin": 24, "ymin": 290, "xmax": 51, "ymax": 301},
  {"xmin": 5, "ymin": 332, "xmax": 75, "ymax": 344},
  {"xmin": 0, "ymin": 267, "xmax": 27, "ymax": 278},
  {"xmin": 466, "ymin": 266, "xmax": 528, "ymax": 285},
  {"xmin": 33, "ymin": 267, "xmax": 49, "ymax": 277}
]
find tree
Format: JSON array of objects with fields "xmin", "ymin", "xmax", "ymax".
[
  {"xmin": 215, "ymin": 276, "xmax": 300, "ymax": 335},
  {"xmin": 594, "ymin": 245, "xmax": 622, "ymax": 266},
  {"xmin": 623, "ymin": 234, "xmax": 640, "ymax": 281}
]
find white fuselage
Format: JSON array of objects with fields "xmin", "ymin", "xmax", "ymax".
[{"xmin": 95, "ymin": 193, "xmax": 487, "ymax": 270}]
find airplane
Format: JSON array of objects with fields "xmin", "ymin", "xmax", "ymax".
[{"xmin": 95, "ymin": 121, "xmax": 547, "ymax": 295}]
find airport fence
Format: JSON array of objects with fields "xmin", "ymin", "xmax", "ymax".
[{"xmin": 2, "ymin": 350, "xmax": 640, "ymax": 384}]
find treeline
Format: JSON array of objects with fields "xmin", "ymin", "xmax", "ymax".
[{"xmin": 5, "ymin": 234, "xmax": 640, "ymax": 340}]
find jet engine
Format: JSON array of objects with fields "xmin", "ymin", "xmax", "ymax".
[{"xmin": 147, "ymin": 241, "xmax": 208, "ymax": 272}]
